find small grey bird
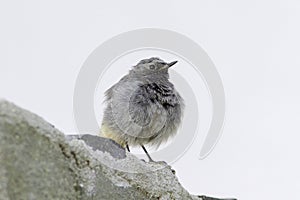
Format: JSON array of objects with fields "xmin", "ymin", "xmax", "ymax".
[{"xmin": 100, "ymin": 57, "xmax": 184, "ymax": 161}]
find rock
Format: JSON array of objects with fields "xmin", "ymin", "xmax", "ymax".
[
  {"xmin": 66, "ymin": 134, "xmax": 126, "ymax": 159},
  {"xmin": 0, "ymin": 100, "xmax": 236, "ymax": 200}
]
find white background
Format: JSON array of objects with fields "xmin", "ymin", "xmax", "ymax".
[{"xmin": 1, "ymin": 0, "xmax": 299, "ymax": 199}]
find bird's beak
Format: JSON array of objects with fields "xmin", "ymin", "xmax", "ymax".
[{"xmin": 167, "ymin": 61, "xmax": 178, "ymax": 68}]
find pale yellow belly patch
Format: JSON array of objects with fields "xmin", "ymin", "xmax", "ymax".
[{"xmin": 99, "ymin": 124, "xmax": 126, "ymax": 147}]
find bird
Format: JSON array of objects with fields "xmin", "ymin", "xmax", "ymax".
[{"xmin": 99, "ymin": 57, "xmax": 184, "ymax": 161}]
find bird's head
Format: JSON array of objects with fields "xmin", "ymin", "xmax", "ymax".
[{"xmin": 131, "ymin": 57, "xmax": 178, "ymax": 76}]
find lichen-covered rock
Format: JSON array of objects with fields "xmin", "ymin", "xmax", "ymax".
[{"xmin": 0, "ymin": 100, "xmax": 235, "ymax": 200}]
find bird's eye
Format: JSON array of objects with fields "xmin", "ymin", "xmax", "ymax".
[{"xmin": 149, "ymin": 64, "xmax": 156, "ymax": 70}]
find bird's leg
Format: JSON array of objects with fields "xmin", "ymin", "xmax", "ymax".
[
  {"xmin": 141, "ymin": 145, "xmax": 154, "ymax": 162},
  {"xmin": 126, "ymin": 144, "xmax": 130, "ymax": 152}
]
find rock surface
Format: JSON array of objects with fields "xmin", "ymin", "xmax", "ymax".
[{"xmin": 0, "ymin": 100, "xmax": 235, "ymax": 200}]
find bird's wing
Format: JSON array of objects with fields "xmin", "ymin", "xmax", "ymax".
[
  {"xmin": 126, "ymin": 83, "xmax": 173, "ymax": 139},
  {"xmin": 103, "ymin": 78, "xmax": 150, "ymax": 137}
]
